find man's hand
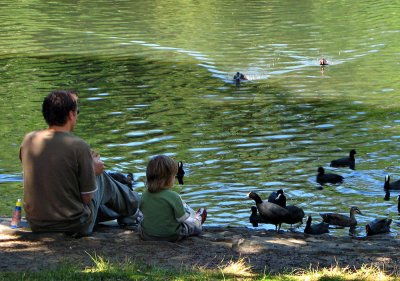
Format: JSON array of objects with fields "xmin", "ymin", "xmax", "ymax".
[{"xmin": 91, "ymin": 150, "xmax": 105, "ymax": 175}]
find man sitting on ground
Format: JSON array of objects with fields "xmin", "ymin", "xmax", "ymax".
[{"xmin": 20, "ymin": 90, "xmax": 140, "ymax": 236}]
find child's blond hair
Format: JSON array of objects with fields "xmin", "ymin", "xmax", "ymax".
[{"xmin": 146, "ymin": 155, "xmax": 178, "ymax": 193}]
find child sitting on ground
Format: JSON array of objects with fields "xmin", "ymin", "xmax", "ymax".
[{"xmin": 138, "ymin": 155, "xmax": 207, "ymax": 241}]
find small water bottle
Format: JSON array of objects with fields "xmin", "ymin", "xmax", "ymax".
[{"xmin": 10, "ymin": 199, "xmax": 22, "ymax": 228}]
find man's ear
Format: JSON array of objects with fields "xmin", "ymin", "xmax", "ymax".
[{"xmin": 67, "ymin": 110, "xmax": 75, "ymax": 121}]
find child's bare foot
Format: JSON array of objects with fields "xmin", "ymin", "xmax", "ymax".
[{"xmin": 196, "ymin": 208, "xmax": 207, "ymax": 224}]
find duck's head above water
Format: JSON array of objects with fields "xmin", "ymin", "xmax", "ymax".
[
  {"xmin": 233, "ymin": 72, "xmax": 247, "ymax": 80},
  {"xmin": 319, "ymin": 58, "xmax": 328, "ymax": 65},
  {"xmin": 233, "ymin": 72, "xmax": 248, "ymax": 86}
]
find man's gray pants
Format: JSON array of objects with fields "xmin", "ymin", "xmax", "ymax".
[{"xmin": 81, "ymin": 172, "xmax": 140, "ymax": 235}]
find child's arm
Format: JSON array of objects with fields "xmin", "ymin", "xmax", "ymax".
[{"xmin": 172, "ymin": 194, "xmax": 190, "ymax": 223}]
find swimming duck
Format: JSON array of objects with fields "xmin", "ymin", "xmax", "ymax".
[
  {"xmin": 248, "ymin": 191, "xmax": 290, "ymax": 231},
  {"xmin": 109, "ymin": 172, "xmax": 134, "ymax": 188},
  {"xmin": 304, "ymin": 215, "xmax": 329, "ymax": 235},
  {"xmin": 233, "ymin": 72, "xmax": 248, "ymax": 81},
  {"xmin": 320, "ymin": 206, "xmax": 362, "ymax": 227},
  {"xmin": 319, "ymin": 58, "xmax": 328, "ymax": 65},
  {"xmin": 233, "ymin": 72, "xmax": 248, "ymax": 86},
  {"xmin": 268, "ymin": 189, "xmax": 286, "ymax": 207},
  {"xmin": 330, "ymin": 149, "xmax": 356, "ymax": 170},
  {"xmin": 397, "ymin": 195, "xmax": 400, "ymax": 214},
  {"xmin": 383, "ymin": 175, "xmax": 400, "ymax": 190},
  {"xmin": 176, "ymin": 161, "xmax": 185, "ymax": 185},
  {"xmin": 366, "ymin": 218, "xmax": 392, "ymax": 236},
  {"xmin": 316, "ymin": 167, "xmax": 344, "ymax": 184}
]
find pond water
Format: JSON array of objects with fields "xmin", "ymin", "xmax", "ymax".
[{"xmin": 1, "ymin": 0, "xmax": 400, "ymax": 236}]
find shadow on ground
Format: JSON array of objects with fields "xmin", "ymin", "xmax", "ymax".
[{"xmin": 1, "ymin": 218, "xmax": 399, "ymax": 274}]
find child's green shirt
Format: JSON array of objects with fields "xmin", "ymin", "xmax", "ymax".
[{"xmin": 139, "ymin": 189, "xmax": 189, "ymax": 240}]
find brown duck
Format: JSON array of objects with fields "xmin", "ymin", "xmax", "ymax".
[{"xmin": 320, "ymin": 206, "xmax": 362, "ymax": 227}]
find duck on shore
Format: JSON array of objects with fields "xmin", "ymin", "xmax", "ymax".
[
  {"xmin": 268, "ymin": 189, "xmax": 286, "ymax": 207},
  {"xmin": 285, "ymin": 205, "xmax": 305, "ymax": 228},
  {"xmin": 320, "ymin": 206, "xmax": 362, "ymax": 227},
  {"xmin": 366, "ymin": 218, "xmax": 392, "ymax": 236},
  {"xmin": 248, "ymin": 191, "xmax": 290, "ymax": 231},
  {"xmin": 249, "ymin": 206, "xmax": 265, "ymax": 227},
  {"xmin": 304, "ymin": 216, "xmax": 329, "ymax": 235},
  {"xmin": 250, "ymin": 191, "xmax": 304, "ymax": 230}
]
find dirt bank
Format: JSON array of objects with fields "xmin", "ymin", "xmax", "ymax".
[{"xmin": 1, "ymin": 218, "xmax": 400, "ymax": 275}]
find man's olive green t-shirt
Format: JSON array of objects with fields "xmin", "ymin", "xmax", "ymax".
[
  {"xmin": 20, "ymin": 130, "xmax": 96, "ymax": 232},
  {"xmin": 139, "ymin": 189, "xmax": 187, "ymax": 239}
]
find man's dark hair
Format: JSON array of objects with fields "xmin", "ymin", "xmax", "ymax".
[{"xmin": 42, "ymin": 90, "xmax": 78, "ymax": 126}]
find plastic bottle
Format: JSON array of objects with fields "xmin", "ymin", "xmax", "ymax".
[{"xmin": 10, "ymin": 199, "xmax": 22, "ymax": 228}]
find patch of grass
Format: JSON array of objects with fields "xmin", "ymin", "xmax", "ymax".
[
  {"xmin": 0, "ymin": 182, "xmax": 23, "ymax": 216},
  {"xmin": 0, "ymin": 256, "xmax": 397, "ymax": 281},
  {"xmin": 218, "ymin": 257, "xmax": 255, "ymax": 279},
  {"xmin": 291, "ymin": 263, "xmax": 397, "ymax": 281}
]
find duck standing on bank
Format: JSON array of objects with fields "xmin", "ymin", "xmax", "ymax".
[
  {"xmin": 262, "ymin": 189, "xmax": 304, "ymax": 229},
  {"xmin": 366, "ymin": 218, "xmax": 392, "ymax": 236},
  {"xmin": 248, "ymin": 191, "xmax": 290, "ymax": 231},
  {"xmin": 316, "ymin": 167, "xmax": 344, "ymax": 185},
  {"xmin": 304, "ymin": 215, "xmax": 330, "ymax": 235},
  {"xmin": 277, "ymin": 191, "xmax": 304, "ymax": 228},
  {"xmin": 330, "ymin": 149, "xmax": 357, "ymax": 170},
  {"xmin": 320, "ymin": 206, "xmax": 362, "ymax": 227},
  {"xmin": 285, "ymin": 204, "xmax": 305, "ymax": 228},
  {"xmin": 249, "ymin": 206, "xmax": 265, "ymax": 227},
  {"xmin": 268, "ymin": 189, "xmax": 286, "ymax": 207}
]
